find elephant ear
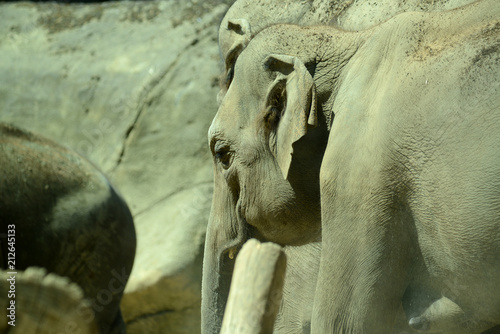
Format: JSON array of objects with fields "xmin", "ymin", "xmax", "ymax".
[
  {"xmin": 223, "ymin": 19, "xmax": 252, "ymax": 84},
  {"xmin": 264, "ymin": 54, "xmax": 317, "ymax": 180},
  {"xmin": 227, "ymin": 18, "xmax": 251, "ymax": 40}
]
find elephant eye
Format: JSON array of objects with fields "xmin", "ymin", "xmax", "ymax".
[{"xmin": 214, "ymin": 144, "xmax": 232, "ymax": 169}]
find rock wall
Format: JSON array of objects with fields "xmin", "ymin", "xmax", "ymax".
[{"xmin": 0, "ymin": 1, "xmax": 232, "ymax": 333}]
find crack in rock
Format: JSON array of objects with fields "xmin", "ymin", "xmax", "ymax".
[
  {"xmin": 111, "ymin": 8, "xmax": 225, "ymax": 173},
  {"xmin": 125, "ymin": 304, "xmax": 198, "ymax": 326},
  {"xmin": 125, "ymin": 308, "xmax": 176, "ymax": 326},
  {"xmin": 112, "ymin": 31, "xmax": 213, "ymax": 173},
  {"xmin": 134, "ymin": 181, "xmax": 213, "ymax": 218}
]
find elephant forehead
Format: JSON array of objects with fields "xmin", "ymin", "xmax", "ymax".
[
  {"xmin": 208, "ymin": 45, "xmax": 270, "ymax": 142},
  {"xmin": 233, "ymin": 51, "xmax": 271, "ymax": 98},
  {"xmin": 211, "ymin": 88, "xmax": 262, "ymax": 139}
]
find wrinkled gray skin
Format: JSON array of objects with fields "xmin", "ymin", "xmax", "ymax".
[
  {"xmin": 203, "ymin": 0, "xmax": 500, "ymax": 333},
  {"xmin": 0, "ymin": 123, "xmax": 136, "ymax": 334}
]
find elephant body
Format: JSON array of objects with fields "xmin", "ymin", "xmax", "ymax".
[
  {"xmin": 203, "ymin": 0, "xmax": 500, "ymax": 333},
  {"xmin": 0, "ymin": 123, "xmax": 136, "ymax": 333},
  {"xmin": 314, "ymin": 3, "xmax": 500, "ymax": 332}
]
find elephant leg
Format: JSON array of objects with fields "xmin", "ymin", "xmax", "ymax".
[
  {"xmin": 312, "ymin": 135, "xmax": 415, "ymax": 333},
  {"xmin": 312, "ymin": 202, "xmax": 414, "ymax": 333}
]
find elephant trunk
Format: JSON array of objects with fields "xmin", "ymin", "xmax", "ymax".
[
  {"xmin": 201, "ymin": 190, "xmax": 247, "ymax": 333},
  {"xmin": 202, "ymin": 163, "xmax": 249, "ymax": 333},
  {"xmin": 201, "ymin": 234, "xmax": 235, "ymax": 334}
]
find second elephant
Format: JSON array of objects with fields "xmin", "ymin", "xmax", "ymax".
[{"xmin": 0, "ymin": 124, "xmax": 136, "ymax": 333}]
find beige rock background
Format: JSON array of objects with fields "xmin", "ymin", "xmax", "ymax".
[{"xmin": 0, "ymin": 1, "xmax": 232, "ymax": 333}]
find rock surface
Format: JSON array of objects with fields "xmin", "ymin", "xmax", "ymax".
[{"xmin": 0, "ymin": 1, "xmax": 231, "ymax": 333}]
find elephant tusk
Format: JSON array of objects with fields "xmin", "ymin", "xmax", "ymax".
[{"xmin": 228, "ymin": 248, "xmax": 238, "ymax": 260}]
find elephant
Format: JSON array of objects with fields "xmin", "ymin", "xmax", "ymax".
[
  {"xmin": 203, "ymin": 0, "xmax": 500, "ymax": 333},
  {"xmin": 213, "ymin": 1, "xmax": 487, "ymax": 333},
  {"xmin": 0, "ymin": 123, "xmax": 136, "ymax": 333}
]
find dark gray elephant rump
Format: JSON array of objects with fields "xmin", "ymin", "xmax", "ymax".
[{"xmin": 0, "ymin": 123, "xmax": 136, "ymax": 333}]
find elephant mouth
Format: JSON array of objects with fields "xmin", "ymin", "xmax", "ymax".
[{"xmin": 216, "ymin": 198, "xmax": 248, "ymax": 266}]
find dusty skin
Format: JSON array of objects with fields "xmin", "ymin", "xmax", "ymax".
[
  {"xmin": 202, "ymin": 0, "xmax": 500, "ymax": 333},
  {"xmin": 0, "ymin": 123, "xmax": 136, "ymax": 334}
]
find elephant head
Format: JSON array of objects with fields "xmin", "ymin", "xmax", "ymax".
[{"xmin": 202, "ymin": 24, "xmax": 364, "ymax": 333}]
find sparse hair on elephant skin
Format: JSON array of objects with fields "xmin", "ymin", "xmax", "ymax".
[{"xmin": 0, "ymin": 123, "xmax": 136, "ymax": 334}]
